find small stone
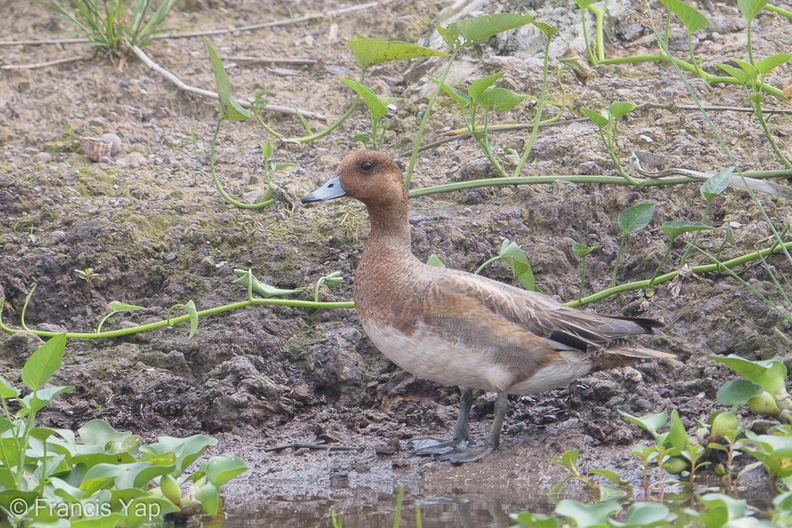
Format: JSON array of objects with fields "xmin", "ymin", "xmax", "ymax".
[
  {"xmin": 50, "ymin": 230, "xmax": 67, "ymax": 244},
  {"xmin": 32, "ymin": 151, "xmax": 53, "ymax": 164}
]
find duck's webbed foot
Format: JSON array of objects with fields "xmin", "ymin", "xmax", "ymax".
[
  {"xmin": 408, "ymin": 387, "xmax": 475, "ymax": 457},
  {"xmin": 408, "ymin": 436, "xmax": 467, "ymax": 456},
  {"xmin": 440, "ymin": 442, "xmax": 495, "ymax": 464}
]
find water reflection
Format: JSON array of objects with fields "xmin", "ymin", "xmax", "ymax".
[{"xmin": 221, "ymin": 489, "xmax": 551, "ymax": 528}]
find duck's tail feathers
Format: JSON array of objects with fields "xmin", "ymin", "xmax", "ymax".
[{"xmin": 594, "ymin": 344, "xmax": 675, "ymax": 369}]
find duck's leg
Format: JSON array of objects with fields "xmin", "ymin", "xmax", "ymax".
[
  {"xmin": 441, "ymin": 391, "xmax": 508, "ymax": 464},
  {"xmin": 410, "ymin": 387, "xmax": 474, "ymax": 455}
]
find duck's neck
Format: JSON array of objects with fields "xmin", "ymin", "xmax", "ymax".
[{"xmin": 363, "ymin": 201, "xmax": 412, "ymax": 255}]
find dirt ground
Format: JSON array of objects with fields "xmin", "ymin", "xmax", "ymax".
[{"xmin": 1, "ymin": 0, "xmax": 791, "ymax": 525}]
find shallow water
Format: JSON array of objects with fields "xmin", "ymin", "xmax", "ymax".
[{"xmin": 221, "ymin": 489, "xmax": 548, "ymax": 528}]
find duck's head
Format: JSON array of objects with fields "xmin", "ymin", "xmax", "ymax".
[{"xmin": 301, "ymin": 151, "xmax": 406, "ymax": 206}]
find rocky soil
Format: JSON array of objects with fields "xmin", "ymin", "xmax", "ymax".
[{"xmin": 1, "ymin": 0, "xmax": 791, "ymax": 525}]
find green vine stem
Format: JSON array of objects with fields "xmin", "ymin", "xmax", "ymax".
[
  {"xmin": 565, "ymin": 241, "xmax": 792, "ymax": 308},
  {"xmin": 0, "ymin": 296, "xmax": 353, "ymax": 340},
  {"xmin": 209, "ymin": 119, "xmax": 274, "ymax": 209},
  {"xmin": 4, "ymin": 240, "xmax": 792, "ymax": 339}
]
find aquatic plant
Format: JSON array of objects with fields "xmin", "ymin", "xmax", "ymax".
[{"xmin": 0, "ymin": 334, "xmax": 248, "ymax": 527}]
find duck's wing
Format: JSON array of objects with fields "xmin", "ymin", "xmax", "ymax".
[{"xmin": 431, "ymin": 270, "xmax": 664, "ymax": 354}]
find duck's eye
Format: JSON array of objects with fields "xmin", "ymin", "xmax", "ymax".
[{"xmin": 360, "ymin": 161, "xmax": 373, "ymax": 171}]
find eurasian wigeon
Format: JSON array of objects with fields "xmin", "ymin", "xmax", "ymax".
[{"xmin": 302, "ymin": 151, "xmax": 673, "ymax": 463}]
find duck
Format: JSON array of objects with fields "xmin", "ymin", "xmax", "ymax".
[{"xmin": 302, "ymin": 151, "xmax": 673, "ymax": 463}]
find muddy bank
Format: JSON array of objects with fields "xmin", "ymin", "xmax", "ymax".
[{"xmin": 1, "ymin": 0, "xmax": 791, "ymax": 523}]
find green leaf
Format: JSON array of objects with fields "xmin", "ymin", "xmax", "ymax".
[
  {"xmin": 193, "ymin": 483, "xmax": 220, "ymax": 515},
  {"xmin": 511, "ymin": 511, "xmax": 559, "ymax": 528},
  {"xmin": 607, "ymin": 101, "xmax": 638, "ymax": 120},
  {"xmin": 340, "ymin": 78, "xmax": 394, "ymax": 121},
  {"xmin": 754, "ymin": 53, "xmax": 792, "ymax": 75},
  {"xmin": 659, "ymin": 0, "xmax": 709, "ymax": 33},
  {"xmin": 428, "ymin": 77, "xmax": 470, "ymax": 108},
  {"xmin": 732, "ymin": 58, "xmax": 759, "ymax": 78},
  {"xmin": 532, "ymin": 21, "xmax": 558, "ymax": 38},
  {"xmin": 477, "ymin": 87, "xmax": 526, "ymax": 113},
  {"xmin": 468, "ymin": 72, "xmax": 505, "ymax": 101},
  {"xmin": 618, "ymin": 203, "xmax": 656, "ymax": 235},
  {"xmin": 623, "ymin": 502, "xmax": 674, "ymax": 526},
  {"xmin": 0, "ymin": 376, "xmax": 20, "ymax": 399},
  {"xmin": 204, "ymin": 37, "xmax": 250, "ymax": 121},
  {"xmin": 574, "ymin": 0, "xmax": 597, "ymax": 8},
  {"xmin": 184, "ymin": 300, "xmax": 198, "ymax": 340},
  {"xmin": 426, "ymin": 254, "xmax": 447, "ymax": 268},
  {"xmin": 141, "ymin": 434, "xmax": 218, "ymax": 475},
  {"xmin": 709, "ymin": 355, "xmax": 787, "ymax": 395},
  {"xmin": 121, "ymin": 496, "xmax": 179, "ymax": 528},
  {"xmin": 202, "ymin": 455, "xmax": 249, "ymax": 487},
  {"xmin": 78, "ymin": 419, "xmax": 134, "ymax": 449},
  {"xmin": 70, "ymin": 513, "xmax": 123, "ymax": 528},
  {"xmin": 556, "ymin": 500, "xmax": 621, "ymax": 527},
  {"xmin": 499, "ymin": 240, "xmax": 536, "ymax": 291},
  {"xmin": 582, "ymin": 108, "xmax": 609, "ymax": 129},
  {"xmin": 700, "ymin": 166, "xmax": 734, "ymax": 201},
  {"xmin": 20, "ymin": 386, "xmax": 74, "ymax": 415},
  {"xmin": 572, "ymin": 243, "xmax": 602, "ymax": 258},
  {"xmin": 716, "ymin": 379, "xmax": 764, "ymax": 407},
  {"xmin": 620, "ymin": 409, "xmax": 668, "ymax": 435},
  {"xmin": 660, "ymin": 220, "xmax": 713, "ymax": 240},
  {"xmin": 436, "ymin": 13, "xmax": 535, "ymax": 51},
  {"xmin": 22, "ymin": 333, "xmax": 67, "ymax": 390},
  {"xmin": 718, "ymin": 63, "xmax": 752, "ymax": 84},
  {"xmin": 737, "ymin": 0, "xmax": 769, "ymax": 20},
  {"xmin": 261, "ymin": 141, "xmax": 273, "ymax": 161},
  {"xmin": 665, "ymin": 410, "xmax": 689, "ymax": 455},
  {"xmin": 107, "ymin": 301, "xmax": 146, "ymax": 313},
  {"xmin": 347, "ymin": 36, "xmax": 449, "ymax": 69},
  {"xmin": 233, "ymin": 270, "xmax": 305, "ymax": 298}
]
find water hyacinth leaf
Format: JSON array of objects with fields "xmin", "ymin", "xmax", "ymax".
[
  {"xmin": 347, "ymin": 36, "xmax": 449, "ymax": 69},
  {"xmin": 436, "ymin": 13, "xmax": 535, "ymax": 51},
  {"xmin": 142, "ymin": 434, "xmax": 217, "ymax": 475},
  {"xmin": 71, "ymin": 513, "xmax": 124, "ymax": 528},
  {"xmin": 204, "ymin": 37, "xmax": 250, "ymax": 121},
  {"xmin": 754, "ymin": 53, "xmax": 792, "ymax": 75},
  {"xmin": 701, "ymin": 166, "xmax": 734, "ymax": 201},
  {"xmin": 429, "ymin": 76, "xmax": 470, "ymax": 108},
  {"xmin": 660, "ymin": 221, "xmax": 713, "ymax": 240},
  {"xmin": 426, "ymin": 254, "xmax": 447, "ymax": 268},
  {"xmin": 717, "ymin": 379, "xmax": 764, "ymax": 407},
  {"xmin": 623, "ymin": 502, "xmax": 675, "ymax": 526},
  {"xmin": 123, "ymin": 496, "xmax": 179, "ymax": 528},
  {"xmin": 607, "ymin": 101, "xmax": 638, "ymax": 120},
  {"xmin": 555, "ymin": 499, "xmax": 621, "ymax": 527},
  {"xmin": 79, "ymin": 419, "xmax": 134, "ymax": 448},
  {"xmin": 233, "ymin": 269, "xmax": 305, "ymax": 298},
  {"xmin": 511, "ymin": 511, "xmax": 558, "ymax": 528},
  {"xmin": 618, "ymin": 203, "xmax": 656, "ymax": 235},
  {"xmin": 21, "ymin": 333, "xmax": 67, "ymax": 391},
  {"xmin": 709, "ymin": 355, "xmax": 787, "ymax": 395},
  {"xmin": 659, "ymin": 0, "xmax": 709, "ymax": 33},
  {"xmin": 737, "ymin": 0, "xmax": 770, "ymax": 20},
  {"xmin": 582, "ymin": 108, "xmax": 610, "ymax": 129},
  {"xmin": 468, "ymin": 72, "xmax": 506, "ymax": 101},
  {"xmin": 202, "ymin": 455, "xmax": 249, "ymax": 487},
  {"xmin": 477, "ymin": 87, "xmax": 526, "ymax": 113},
  {"xmin": 194, "ymin": 483, "xmax": 221, "ymax": 515}
]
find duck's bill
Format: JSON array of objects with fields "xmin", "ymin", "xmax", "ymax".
[{"xmin": 301, "ymin": 176, "xmax": 347, "ymax": 203}]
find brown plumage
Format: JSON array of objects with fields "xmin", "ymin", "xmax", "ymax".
[{"xmin": 302, "ymin": 151, "xmax": 673, "ymax": 463}]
